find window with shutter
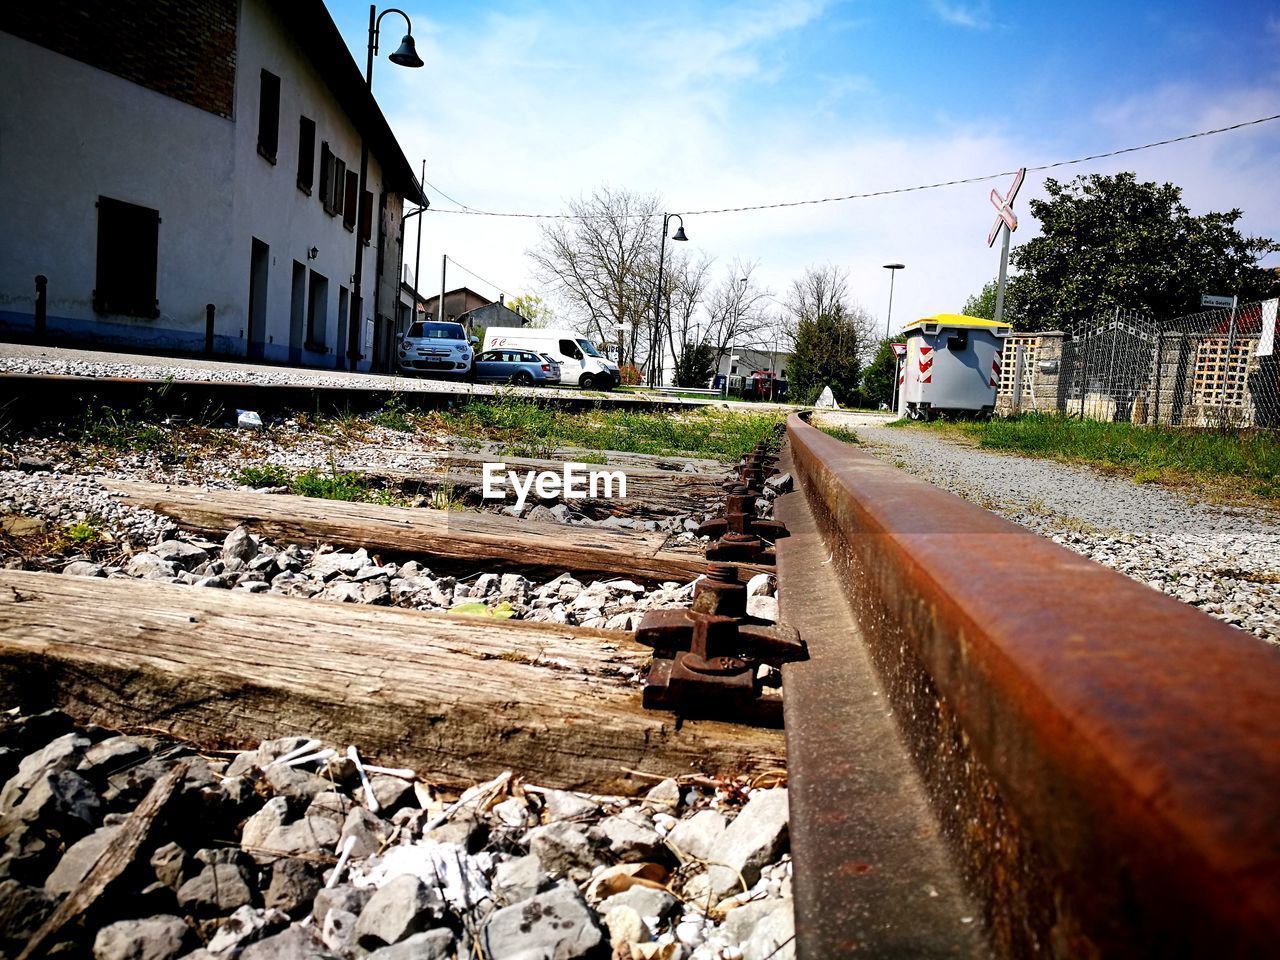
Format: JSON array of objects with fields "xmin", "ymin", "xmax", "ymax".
[
  {"xmin": 257, "ymin": 70, "xmax": 280, "ymax": 163},
  {"xmin": 297, "ymin": 116, "xmax": 315, "ymax": 193},
  {"xmin": 319, "ymin": 142, "xmax": 332, "ymax": 212},
  {"xmin": 343, "ymin": 171, "xmax": 358, "ymax": 230},
  {"xmin": 332, "ymin": 157, "xmax": 347, "ymax": 216},
  {"xmin": 360, "ymin": 190, "xmax": 373, "ymax": 244}
]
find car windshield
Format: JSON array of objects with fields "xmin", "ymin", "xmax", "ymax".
[
  {"xmin": 575, "ymin": 338, "xmax": 602, "ymax": 358},
  {"xmin": 407, "ymin": 322, "xmax": 465, "ymax": 340}
]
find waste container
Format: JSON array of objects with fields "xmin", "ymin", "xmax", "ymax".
[{"xmin": 899, "ymin": 313, "xmax": 1011, "ymax": 419}]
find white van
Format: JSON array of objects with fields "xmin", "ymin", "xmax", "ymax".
[{"xmin": 482, "ymin": 327, "xmax": 620, "ymax": 389}]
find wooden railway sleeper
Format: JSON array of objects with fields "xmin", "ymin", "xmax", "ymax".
[{"xmin": 634, "ymin": 563, "xmax": 805, "ymax": 721}]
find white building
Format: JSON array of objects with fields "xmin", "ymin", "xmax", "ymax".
[
  {"xmin": 0, "ymin": 0, "xmax": 426, "ymax": 372},
  {"xmin": 717, "ymin": 346, "xmax": 792, "ymax": 380}
]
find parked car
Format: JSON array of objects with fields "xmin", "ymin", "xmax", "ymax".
[
  {"xmin": 481, "ymin": 327, "xmax": 620, "ymax": 389},
  {"xmin": 471, "ymin": 348, "xmax": 561, "ymax": 386},
  {"xmin": 397, "ymin": 321, "xmax": 476, "ymax": 376}
]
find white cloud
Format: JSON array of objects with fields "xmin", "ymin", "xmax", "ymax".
[{"xmin": 929, "ymin": 1, "xmax": 992, "ymax": 30}]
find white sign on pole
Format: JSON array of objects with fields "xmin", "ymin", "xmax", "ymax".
[
  {"xmin": 1258, "ymin": 298, "xmax": 1278, "ymax": 357},
  {"xmin": 1200, "ymin": 294, "xmax": 1234, "ymax": 309},
  {"xmin": 987, "ymin": 168, "xmax": 1026, "ymax": 248}
]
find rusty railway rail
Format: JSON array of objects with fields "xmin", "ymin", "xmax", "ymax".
[{"xmin": 775, "ymin": 411, "xmax": 1280, "ymax": 958}]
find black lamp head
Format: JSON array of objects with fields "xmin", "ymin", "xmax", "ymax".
[{"xmin": 389, "ymin": 35, "xmax": 424, "ymax": 67}]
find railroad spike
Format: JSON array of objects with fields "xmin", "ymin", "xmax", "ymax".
[
  {"xmin": 634, "ymin": 600, "xmax": 807, "ymax": 719},
  {"xmin": 698, "ymin": 486, "xmax": 790, "ymax": 563}
]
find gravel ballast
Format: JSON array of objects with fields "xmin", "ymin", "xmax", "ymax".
[
  {"xmin": 838, "ymin": 418, "xmax": 1280, "ymax": 644},
  {"xmin": 0, "ymin": 712, "xmax": 795, "ymax": 959}
]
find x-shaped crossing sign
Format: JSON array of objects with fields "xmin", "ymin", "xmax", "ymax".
[{"xmin": 987, "ymin": 167, "xmax": 1026, "ymax": 248}]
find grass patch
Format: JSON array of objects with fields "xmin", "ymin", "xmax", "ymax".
[
  {"xmin": 236, "ymin": 464, "xmax": 292, "ymax": 488},
  {"xmin": 902, "ymin": 413, "xmax": 1280, "ymax": 504},
  {"xmin": 818, "ymin": 424, "xmax": 860, "ymax": 444},
  {"xmin": 369, "ymin": 398, "xmax": 416, "ymax": 432},
  {"xmin": 289, "ymin": 468, "xmax": 377, "ymax": 502},
  {"xmin": 75, "ymin": 404, "xmax": 173, "ymax": 452},
  {"xmin": 443, "ymin": 394, "xmax": 782, "ymax": 462}
]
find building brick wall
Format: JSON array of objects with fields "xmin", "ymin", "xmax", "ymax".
[{"xmin": 1, "ymin": 0, "xmax": 237, "ymax": 118}]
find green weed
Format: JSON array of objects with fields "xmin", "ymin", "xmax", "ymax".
[
  {"xmin": 818, "ymin": 425, "xmax": 860, "ymax": 444},
  {"xmin": 236, "ymin": 464, "xmax": 292, "ymax": 488},
  {"xmin": 370, "ymin": 398, "xmax": 416, "ymax": 432},
  {"xmin": 441, "ymin": 395, "xmax": 782, "ymax": 462}
]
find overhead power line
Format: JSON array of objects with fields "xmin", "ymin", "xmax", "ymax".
[
  {"xmin": 420, "ymin": 112, "xmax": 1280, "ymax": 221},
  {"xmin": 444, "ymin": 254, "xmax": 517, "ymax": 302}
]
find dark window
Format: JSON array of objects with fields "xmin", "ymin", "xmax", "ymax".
[
  {"xmin": 93, "ymin": 197, "xmax": 159, "ymax": 317},
  {"xmin": 559, "ymin": 339, "xmax": 583, "ymax": 359},
  {"xmin": 360, "ymin": 190, "xmax": 373, "ymax": 243},
  {"xmin": 296, "ymin": 116, "xmax": 315, "ymax": 193},
  {"xmin": 343, "ymin": 171, "xmax": 358, "ymax": 230},
  {"xmin": 257, "ymin": 70, "xmax": 280, "ymax": 163},
  {"xmin": 306, "ymin": 270, "xmax": 328, "ymax": 349},
  {"xmin": 319, "ymin": 142, "xmax": 331, "ymax": 207},
  {"xmin": 320, "ymin": 143, "xmax": 345, "ymax": 216}
]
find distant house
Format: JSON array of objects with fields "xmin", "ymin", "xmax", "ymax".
[
  {"xmin": 458, "ymin": 301, "xmax": 528, "ymax": 342},
  {"xmin": 717, "ymin": 346, "xmax": 792, "ymax": 380},
  {"xmin": 0, "ymin": 0, "xmax": 426, "ymax": 373},
  {"xmin": 420, "ymin": 287, "xmax": 494, "ymax": 326}
]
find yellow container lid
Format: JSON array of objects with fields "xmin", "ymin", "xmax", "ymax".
[{"xmin": 904, "ymin": 313, "xmax": 1012, "ymax": 333}]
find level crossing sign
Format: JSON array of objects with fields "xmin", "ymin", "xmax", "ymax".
[{"xmin": 987, "ymin": 168, "xmax": 1026, "ymax": 248}]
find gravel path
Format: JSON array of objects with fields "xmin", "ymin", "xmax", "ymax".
[{"xmin": 816, "ymin": 412, "xmax": 1280, "ymax": 644}]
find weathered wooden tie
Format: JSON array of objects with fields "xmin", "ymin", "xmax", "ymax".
[
  {"xmin": 0, "ymin": 571, "xmax": 783, "ymax": 793},
  {"xmin": 102, "ymin": 480, "xmax": 734, "ymax": 583}
]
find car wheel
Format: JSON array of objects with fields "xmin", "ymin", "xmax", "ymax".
[
  {"xmin": 579, "ymin": 374, "xmax": 595, "ymax": 390},
  {"xmin": 514, "ymin": 371, "xmax": 534, "ymax": 387}
]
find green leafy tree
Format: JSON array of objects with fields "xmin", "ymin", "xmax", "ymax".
[
  {"xmin": 673, "ymin": 341, "xmax": 716, "ymax": 388},
  {"xmin": 1008, "ymin": 172, "xmax": 1280, "ymax": 330},
  {"xmin": 961, "ymin": 280, "xmax": 999, "ymax": 320},
  {"xmin": 506, "ymin": 293, "xmax": 554, "ymax": 327},
  {"xmin": 787, "ymin": 303, "xmax": 868, "ymax": 406},
  {"xmin": 862, "ymin": 338, "xmax": 897, "ymax": 408}
]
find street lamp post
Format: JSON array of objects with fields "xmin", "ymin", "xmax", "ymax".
[
  {"xmin": 398, "ymin": 159, "xmax": 428, "ymax": 346},
  {"xmin": 649, "ymin": 213, "xmax": 687, "ymax": 387},
  {"xmin": 348, "ymin": 5, "xmax": 424, "ymax": 372},
  {"xmin": 882, "ymin": 262, "xmax": 905, "ymax": 339}
]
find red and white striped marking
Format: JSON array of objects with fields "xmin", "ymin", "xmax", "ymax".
[
  {"xmin": 989, "ymin": 353, "xmax": 1002, "ymax": 388},
  {"xmin": 918, "ymin": 346, "xmax": 933, "ymax": 384}
]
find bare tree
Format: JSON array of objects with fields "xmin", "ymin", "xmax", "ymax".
[
  {"xmin": 781, "ymin": 263, "xmax": 878, "ymax": 401},
  {"xmin": 661, "ymin": 250, "xmax": 715, "ymax": 365},
  {"xmin": 782, "ymin": 262, "xmax": 851, "ymax": 348},
  {"xmin": 528, "ymin": 186, "xmax": 660, "ymax": 362},
  {"xmin": 702, "ymin": 260, "xmax": 774, "ymax": 372}
]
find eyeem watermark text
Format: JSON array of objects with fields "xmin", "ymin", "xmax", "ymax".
[{"xmin": 482, "ymin": 462, "xmax": 627, "ymax": 511}]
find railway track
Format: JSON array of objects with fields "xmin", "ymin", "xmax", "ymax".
[{"xmin": 1, "ymin": 377, "xmax": 1277, "ymax": 958}]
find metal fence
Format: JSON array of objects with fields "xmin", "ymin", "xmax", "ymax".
[{"xmin": 1037, "ymin": 300, "xmax": 1279, "ymax": 428}]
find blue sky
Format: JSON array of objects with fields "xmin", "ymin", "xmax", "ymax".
[{"xmin": 328, "ymin": 0, "xmax": 1280, "ymax": 337}]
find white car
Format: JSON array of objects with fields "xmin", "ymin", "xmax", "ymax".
[{"xmin": 397, "ymin": 321, "xmax": 476, "ymax": 376}]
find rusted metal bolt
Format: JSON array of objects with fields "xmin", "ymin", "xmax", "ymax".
[{"xmin": 706, "ymin": 563, "xmax": 739, "ymax": 584}]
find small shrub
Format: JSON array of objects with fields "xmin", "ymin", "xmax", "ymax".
[
  {"xmin": 370, "ymin": 398, "xmax": 415, "ymax": 432},
  {"xmin": 237, "ymin": 464, "xmax": 292, "ymax": 488}
]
